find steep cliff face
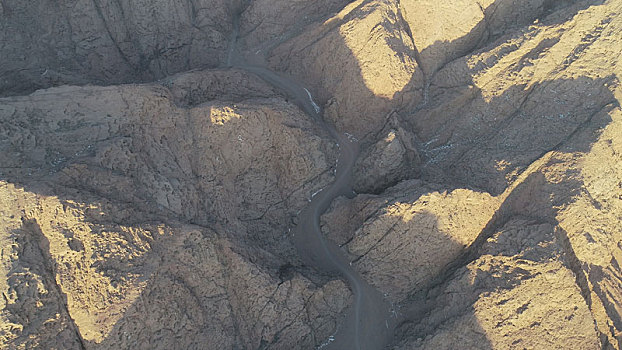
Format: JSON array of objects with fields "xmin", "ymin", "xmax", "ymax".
[
  {"xmin": 0, "ymin": 182, "xmax": 351, "ymax": 349},
  {"xmin": 320, "ymin": 0, "xmax": 622, "ymax": 348},
  {"xmin": 0, "ymin": 68, "xmax": 348, "ymax": 348},
  {"xmin": 0, "ymin": 0, "xmax": 244, "ymax": 96},
  {"xmin": 2, "ymin": 0, "xmax": 622, "ymax": 349},
  {"xmin": 263, "ymin": 0, "xmax": 557, "ymax": 139}
]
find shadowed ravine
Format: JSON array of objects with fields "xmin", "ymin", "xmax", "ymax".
[{"xmin": 226, "ymin": 6, "xmax": 397, "ymax": 350}]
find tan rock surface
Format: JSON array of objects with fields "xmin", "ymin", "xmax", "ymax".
[
  {"xmin": 0, "ymin": 0, "xmax": 243, "ymax": 96},
  {"xmin": 394, "ymin": 219, "xmax": 602, "ymax": 349},
  {"xmin": 239, "ymin": 0, "xmax": 350, "ymax": 54},
  {"xmin": 398, "ymin": 2, "xmax": 622, "ymax": 344},
  {"xmin": 323, "ymin": 182, "xmax": 499, "ymax": 303},
  {"xmin": 0, "ymin": 73, "xmax": 338, "ymax": 260},
  {"xmin": 0, "ymin": 69, "xmax": 350, "ymax": 349},
  {"xmin": 414, "ymin": 0, "xmax": 622, "ymax": 195},
  {"xmin": 319, "ymin": 1, "xmax": 622, "ymax": 347},
  {"xmin": 353, "ymin": 114, "xmax": 421, "ymax": 193},
  {"xmin": 0, "ymin": 182, "xmax": 351, "ymax": 349},
  {"xmin": 264, "ymin": 0, "xmax": 554, "ymax": 139},
  {"xmin": 2, "ymin": 0, "xmax": 622, "ymax": 349},
  {"xmin": 267, "ymin": 0, "xmax": 421, "ymax": 138}
]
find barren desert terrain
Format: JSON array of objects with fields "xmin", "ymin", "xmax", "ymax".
[{"xmin": 1, "ymin": 0, "xmax": 621, "ymax": 349}]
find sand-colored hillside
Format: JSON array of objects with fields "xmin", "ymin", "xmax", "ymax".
[{"xmin": 1, "ymin": 0, "xmax": 621, "ymax": 349}]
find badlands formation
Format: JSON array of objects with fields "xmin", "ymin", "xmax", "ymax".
[{"xmin": 1, "ymin": 0, "xmax": 622, "ymax": 349}]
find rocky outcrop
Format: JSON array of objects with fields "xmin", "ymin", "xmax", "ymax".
[
  {"xmin": 322, "ymin": 181, "xmax": 500, "ymax": 303},
  {"xmin": 397, "ymin": 4, "xmax": 622, "ymax": 343},
  {"xmin": 238, "ymin": 0, "xmax": 350, "ymax": 54},
  {"xmin": 267, "ymin": 0, "xmax": 422, "ymax": 138},
  {"xmin": 0, "ymin": 71, "xmax": 339, "ymax": 261},
  {"xmin": 413, "ymin": 0, "xmax": 621, "ymax": 195},
  {"xmin": 2, "ymin": 0, "xmax": 622, "ymax": 349},
  {"xmin": 394, "ymin": 219, "xmax": 602, "ymax": 349},
  {"xmin": 0, "ymin": 182, "xmax": 351, "ymax": 349},
  {"xmin": 0, "ymin": 0, "xmax": 244, "ymax": 97},
  {"xmin": 352, "ymin": 113, "xmax": 421, "ymax": 193},
  {"xmin": 0, "ymin": 69, "xmax": 348, "ymax": 349},
  {"xmin": 264, "ymin": 0, "xmax": 558, "ymax": 139},
  {"xmin": 320, "ymin": 1, "xmax": 622, "ymax": 348}
]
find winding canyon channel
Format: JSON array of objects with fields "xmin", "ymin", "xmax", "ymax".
[{"xmin": 226, "ymin": 6, "xmax": 397, "ymax": 350}]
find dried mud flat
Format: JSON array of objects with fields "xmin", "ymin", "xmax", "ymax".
[{"xmin": 1, "ymin": 0, "xmax": 622, "ymax": 349}]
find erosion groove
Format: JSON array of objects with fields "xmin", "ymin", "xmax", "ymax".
[
  {"xmin": 1, "ymin": 0, "xmax": 621, "ymax": 349},
  {"xmin": 227, "ymin": 5, "xmax": 395, "ymax": 349},
  {"xmin": 23, "ymin": 219, "xmax": 87, "ymax": 350}
]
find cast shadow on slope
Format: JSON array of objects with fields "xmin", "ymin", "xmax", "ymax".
[
  {"xmin": 392, "ymin": 89, "xmax": 620, "ymax": 348},
  {"xmin": 0, "ymin": 0, "xmax": 618, "ymax": 348},
  {"xmin": 2, "ymin": 200, "xmax": 351, "ymax": 349},
  {"xmin": 318, "ymin": 194, "xmax": 493, "ymax": 350},
  {"xmin": 0, "ymin": 70, "xmax": 341, "ymax": 268},
  {"xmin": 0, "ymin": 0, "xmax": 247, "ymax": 97},
  {"xmin": 0, "ymin": 78, "xmax": 344, "ymax": 348},
  {"xmin": 284, "ymin": 1, "xmax": 620, "ymax": 346},
  {"xmin": 262, "ymin": 0, "xmax": 603, "ymax": 196}
]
